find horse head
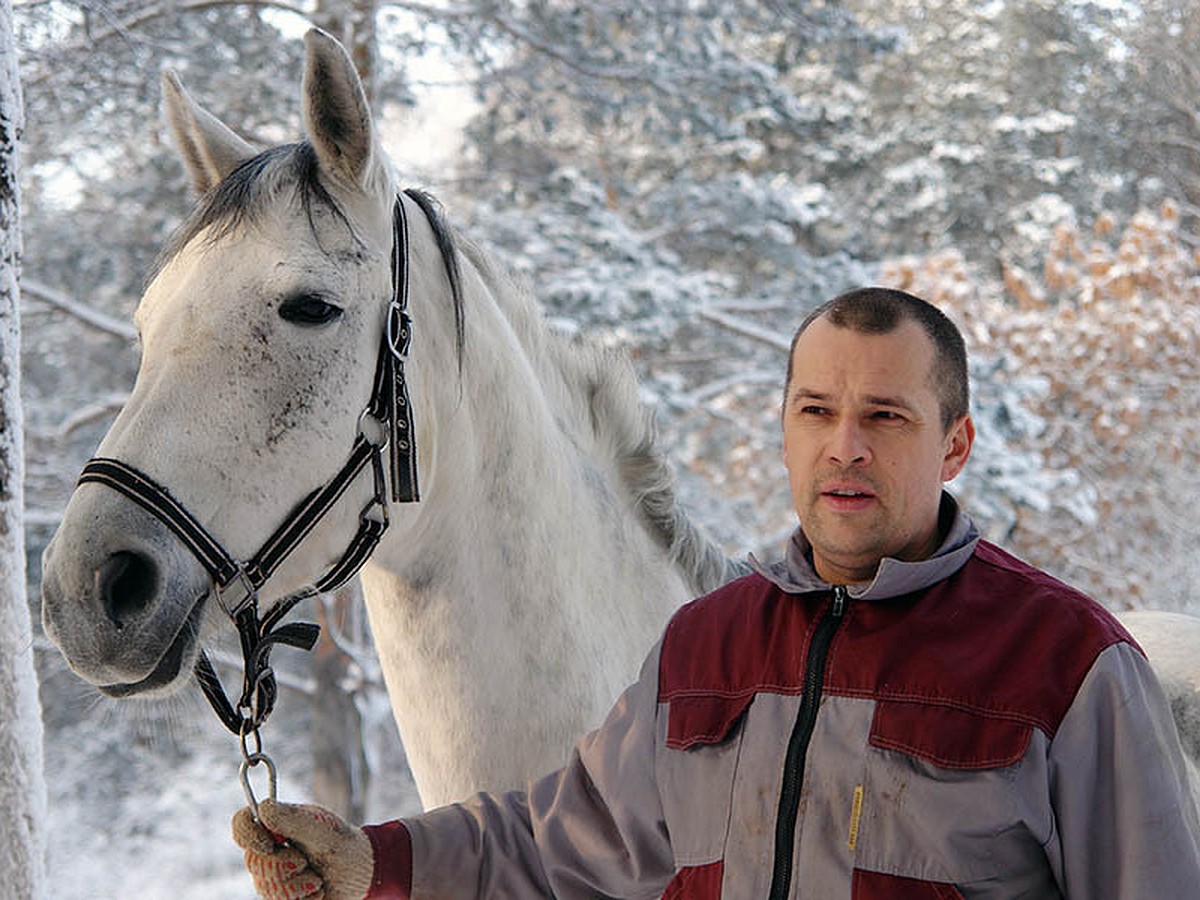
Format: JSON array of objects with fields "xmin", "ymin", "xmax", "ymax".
[{"xmin": 40, "ymin": 30, "xmax": 450, "ymax": 701}]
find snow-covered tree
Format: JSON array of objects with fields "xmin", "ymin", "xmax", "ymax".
[{"xmin": 0, "ymin": 1, "xmax": 46, "ymax": 892}]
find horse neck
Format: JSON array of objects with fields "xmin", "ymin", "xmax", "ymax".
[{"xmin": 360, "ymin": 246, "xmax": 692, "ymax": 807}]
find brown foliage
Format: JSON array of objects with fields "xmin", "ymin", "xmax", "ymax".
[{"xmin": 883, "ymin": 202, "xmax": 1200, "ymax": 609}]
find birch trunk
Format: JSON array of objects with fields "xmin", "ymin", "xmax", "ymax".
[{"xmin": 0, "ymin": 3, "xmax": 48, "ymax": 893}]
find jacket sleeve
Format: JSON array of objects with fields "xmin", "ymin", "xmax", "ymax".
[
  {"xmin": 1046, "ymin": 641, "xmax": 1200, "ymax": 897},
  {"xmin": 368, "ymin": 642, "xmax": 676, "ymax": 899}
]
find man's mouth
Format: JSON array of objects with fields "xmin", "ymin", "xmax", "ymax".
[{"xmin": 819, "ymin": 484, "xmax": 878, "ymax": 509}]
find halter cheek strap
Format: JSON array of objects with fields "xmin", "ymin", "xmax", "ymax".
[{"xmin": 76, "ymin": 194, "xmax": 425, "ymax": 737}]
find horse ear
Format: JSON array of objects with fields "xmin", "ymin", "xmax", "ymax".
[
  {"xmin": 162, "ymin": 70, "xmax": 257, "ymax": 194},
  {"xmin": 302, "ymin": 28, "xmax": 378, "ymax": 189}
]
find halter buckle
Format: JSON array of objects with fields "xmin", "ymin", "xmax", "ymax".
[
  {"xmin": 215, "ymin": 564, "xmax": 259, "ymax": 618},
  {"xmin": 217, "ymin": 564, "xmax": 261, "ymax": 619},
  {"xmin": 387, "ymin": 306, "xmax": 413, "ymax": 360}
]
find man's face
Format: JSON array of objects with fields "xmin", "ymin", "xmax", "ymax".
[{"xmin": 782, "ymin": 316, "xmax": 974, "ymax": 584}]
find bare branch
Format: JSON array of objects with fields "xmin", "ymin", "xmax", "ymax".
[{"xmin": 21, "ymin": 279, "xmax": 136, "ymax": 341}]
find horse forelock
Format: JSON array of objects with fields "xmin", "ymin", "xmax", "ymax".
[
  {"xmin": 148, "ymin": 145, "xmax": 467, "ymax": 369},
  {"xmin": 150, "ymin": 142, "xmax": 349, "ymax": 285}
]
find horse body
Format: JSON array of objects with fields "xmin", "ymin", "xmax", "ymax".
[{"xmin": 41, "ymin": 30, "xmax": 730, "ymax": 808}]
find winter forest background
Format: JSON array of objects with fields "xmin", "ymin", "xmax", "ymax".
[{"xmin": 10, "ymin": 0, "xmax": 1200, "ymax": 895}]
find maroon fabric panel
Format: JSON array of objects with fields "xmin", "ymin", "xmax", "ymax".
[
  {"xmin": 659, "ymin": 572, "xmax": 818, "ymax": 700},
  {"xmin": 658, "ymin": 543, "xmax": 1136, "ymax": 740},
  {"xmin": 852, "ymin": 869, "xmax": 964, "ymax": 899},
  {"xmin": 363, "ymin": 820, "xmax": 413, "ymax": 899},
  {"xmin": 665, "ymin": 693, "xmax": 753, "ymax": 750},
  {"xmin": 660, "ymin": 861, "xmax": 725, "ymax": 899},
  {"xmin": 831, "ymin": 541, "xmax": 1136, "ymax": 737},
  {"xmin": 870, "ymin": 699, "xmax": 1032, "ymax": 769}
]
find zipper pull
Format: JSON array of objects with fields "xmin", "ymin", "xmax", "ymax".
[{"xmin": 832, "ymin": 584, "xmax": 848, "ymax": 617}]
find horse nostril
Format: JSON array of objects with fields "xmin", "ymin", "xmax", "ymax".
[{"xmin": 97, "ymin": 551, "xmax": 159, "ymax": 630}]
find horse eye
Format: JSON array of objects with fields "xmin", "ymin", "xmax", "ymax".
[{"xmin": 278, "ymin": 293, "xmax": 343, "ymax": 326}]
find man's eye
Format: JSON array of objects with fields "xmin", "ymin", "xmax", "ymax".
[{"xmin": 278, "ymin": 293, "xmax": 343, "ymax": 326}]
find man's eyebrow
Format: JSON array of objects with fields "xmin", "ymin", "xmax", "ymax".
[
  {"xmin": 789, "ymin": 387, "xmax": 918, "ymax": 413},
  {"xmin": 863, "ymin": 394, "xmax": 918, "ymax": 412}
]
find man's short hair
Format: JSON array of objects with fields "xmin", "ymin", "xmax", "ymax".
[{"xmin": 784, "ymin": 287, "xmax": 969, "ymax": 430}]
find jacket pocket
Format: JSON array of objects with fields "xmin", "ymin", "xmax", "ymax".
[
  {"xmin": 869, "ymin": 699, "xmax": 1032, "ymax": 769},
  {"xmin": 855, "ymin": 700, "xmax": 1036, "ymax": 885},
  {"xmin": 658, "ymin": 693, "xmax": 751, "ymax": 869},
  {"xmin": 852, "ymin": 869, "xmax": 964, "ymax": 899},
  {"xmin": 666, "ymin": 693, "xmax": 753, "ymax": 750}
]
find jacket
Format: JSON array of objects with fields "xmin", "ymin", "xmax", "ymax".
[{"xmin": 365, "ymin": 498, "xmax": 1200, "ymax": 898}]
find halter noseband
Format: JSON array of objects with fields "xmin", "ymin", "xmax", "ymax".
[{"xmin": 76, "ymin": 193, "xmax": 425, "ymax": 738}]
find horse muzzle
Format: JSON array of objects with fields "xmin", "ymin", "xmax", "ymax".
[{"xmin": 40, "ymin": 484, "xmax": 212, "ymax": 692}]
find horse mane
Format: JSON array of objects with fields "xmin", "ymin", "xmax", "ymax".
[
  {"xmin": 581, "ymin": 348, "xmax": 749, "ymax": 595},
  {"xmin": 456, "ymin": 236, "xmax": 744, "ymax": 596}
]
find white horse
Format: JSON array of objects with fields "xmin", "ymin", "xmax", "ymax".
[
  {"xmin": 39, "ymin": 30, "xmax": 1200, "ymax": 815},
  {"xmin": 39, "ymin": 29, "xmax": 737, "ymax": 810},
  {"xmin": 1116, "ymin": 611, "xmax": 1200, "ymax": 794}
]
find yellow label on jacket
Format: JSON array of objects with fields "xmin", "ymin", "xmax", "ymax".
[{"xmin": 848, "ymin": 784, "xmax": 864, "ymax": 850}]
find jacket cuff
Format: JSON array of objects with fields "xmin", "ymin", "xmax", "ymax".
[{"xmin": 363, "ymin": 820, "xmax": 413, "ymax": 899}]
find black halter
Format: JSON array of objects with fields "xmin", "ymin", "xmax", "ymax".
[{"xmin": 76, "ymin": 194, "xmax": 424, "ymax": 737}]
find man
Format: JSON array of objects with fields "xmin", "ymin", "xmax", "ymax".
[{"xmin": 234, "ymin": 287, "xmax": 1200, "ymax": 898}]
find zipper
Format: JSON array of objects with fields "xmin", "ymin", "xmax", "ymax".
[{"xmin": 767, "ymin": 585, "xmax": 848, "ymax": 900}]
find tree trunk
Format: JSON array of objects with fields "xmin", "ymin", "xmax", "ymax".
[
  {"xmin": 310, "ymin": 582, "xmax": 370, "ymax": 822},
  {"xmin": 0, "ymin": 1, "xmax": 48, "ymax": 893}
]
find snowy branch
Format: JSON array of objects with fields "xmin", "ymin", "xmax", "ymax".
[
  {"xmin": 685, "ymin": 370, "xmax": 780, "ymax": 405},
  {"xmin": 21, "ymin": 280, "xmax": 136, "ymax": 341},
  {"xmin": 206, "ymin": 649, "xmax": 317, "ymax": 697},
  {"xmin": 317, "ymin": 592, "xmax": 386, "ymax": 691},
  {"xmin": 698, "ymin": 306, "xmax": 790, "ymax": 352},
  {"xmin": 22, "ymin": 0, "xmax": 312, "ymax": 85},
  {"xmin": 43, "ymin": 394, "xmax": 130, "ymax": 438}
]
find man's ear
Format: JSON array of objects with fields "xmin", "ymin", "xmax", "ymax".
[{"xmin": 941, "ymin": 414, "xmax": 975, "ymax": 482}]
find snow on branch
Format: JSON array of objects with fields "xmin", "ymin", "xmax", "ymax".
[
  {"xmin": 45, "ymin": 394, "xmax": 130, "ymax": 438},
  {"xmin": 206, "ymin": 649, "xmax": 317, "ymax": 697},
  {"xmin": 22, "ymin": 0, "xmax": 313, "ymax": 85},
  {"xmin": 21, "ymin": 279, "xmax": 136, "ymax": 341},
  {"xmin": 698, "ymin": 306, "xmax": 791, "ymax": 352}
]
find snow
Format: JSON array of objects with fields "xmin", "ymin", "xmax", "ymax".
[{"xmin": 37, "ymin": 646, "xmax": 420, "ymax": 899}]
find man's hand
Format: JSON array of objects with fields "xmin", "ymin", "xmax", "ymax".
[{"xmin": 232, "ymin": 799, "xmax": 375, "ymax": 900}]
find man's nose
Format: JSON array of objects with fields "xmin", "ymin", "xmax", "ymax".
[{"xmin": 828, "ymin": 418, "xmax": 871, "ymax": 466}]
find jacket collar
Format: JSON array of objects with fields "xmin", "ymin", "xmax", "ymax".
[{"xmin": 750, "ymin": 492, "xmax": 980, "ymax": 602}]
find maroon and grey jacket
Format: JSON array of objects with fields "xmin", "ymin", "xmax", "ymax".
[{"xmin": 364, "ymin": 499, "xmax": 1200, "ymax": 898}]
